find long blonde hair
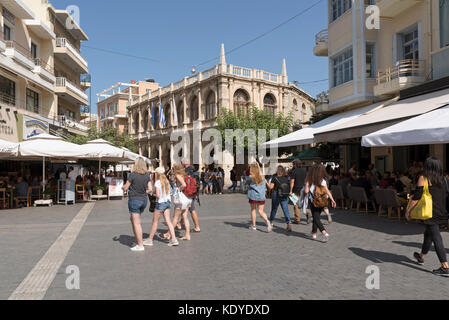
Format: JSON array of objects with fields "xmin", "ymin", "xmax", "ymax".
[
  {"xmin": 156, "ymin": 172, "xmax": 170, "ymax": 195},
  {"xmin": 133, "ymin": 158, "xmax": 148, "ymax": 175},
  {"xmin": 249, "ymin": 163, "xmax": 264, "ymax": 185}
]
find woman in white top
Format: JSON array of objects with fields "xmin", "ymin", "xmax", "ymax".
[
  {"xmin": 304, "ymin": 165, "xmax": 336, "ymax": 243},
  {"xmin": 144, "ymin": 167, "xmax": 179, "ymax": 247}
]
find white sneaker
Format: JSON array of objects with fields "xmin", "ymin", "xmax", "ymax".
[
  {"xmin": 310, "ymin": 233, "xmax": 317, "ymax": 240},
  {"xmin": 168, "ymin": 240, "xmax": 179, "ymax": 247},
  {"xmin": 130, "ymin": 245, "xmax": 145, "ymax": 252},
  {"xmin": 266, "ymin": 221, "xmax": 273, "ymax": 233},
  {"xmin": 249, "ymin": 225, "xmax": 257, "ymax": 231},
  {"xmin": 321, "ymin": 233, "xmax": 330, "ymax": 243},
  {"xmin": 143, "ymin": 239, "xmax": 153, "ymax": 247}
]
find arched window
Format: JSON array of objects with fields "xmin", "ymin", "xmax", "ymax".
[
  {"xmin": 233, "ymin": 89, "xmax": 250, "ymax": 115},
  {"xmin": 133, "ymin": 112, "xmax": 139, "ymax": 133},
  {"xmin": 205, "ymin": 91, "xmax": 216, "ymax": 120},
  {"xmin": 264, "ymin": 94, "xmax": 277, "ymax": 115},
  {"xmin": 142, "ymin": 111, "xmax": 148, "ymax": 132},
  {"xmin": 164, "ymin": 103, "xmax": 171, "ymax": 127},
  {"xmin": 302, "ymin": 103, "xmax": 307, "ymax": 122},
  {"xmin": 190, "ymin": 96, "xmax": 199, "ymax": 122},
  {"xmin": 293, "ymin": 99, "xmax": 298, "ymax": 121},
  {"xmin": 177, "ymin": 101, "xmax": 184, "ymax": 125}
]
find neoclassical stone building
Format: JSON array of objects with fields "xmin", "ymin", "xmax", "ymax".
[{"xmin": 128, "ymin": 44, "xmax": 315, "ymax": 176}]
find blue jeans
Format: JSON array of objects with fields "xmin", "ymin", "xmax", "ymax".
[
  {"xmin": 269, "ymin": 191, "xmax": 291, "ymax": 224},
  {"xmin": 228, "ymin": 181, "xmax": 237, "ymax": 192}
]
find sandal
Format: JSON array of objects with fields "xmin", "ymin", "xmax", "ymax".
[
  {"xmin": 158, "ymin": 233, "xmax": 170, "ymax": 240},
  {"xmin": 191, "ymin": 229, "xmax": 201, "ymax": 233},
  {"xmin": 180, "ymin": 236, "xmax": 191, "ymax": 241}
]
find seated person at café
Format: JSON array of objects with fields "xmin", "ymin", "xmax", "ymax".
[
  {"xmin": 352, "ymin": 171, "xmax": 374, "ymax": 200},
  {"xmin": 380, "ymin": 172, "xmax": 392, "ymax": 189},
  {"xmin": 14, "ymin": 177, "xmax": 29, "ymax": 206}
]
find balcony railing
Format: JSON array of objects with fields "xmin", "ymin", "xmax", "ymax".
[
  {"xmin": 315, "ymin": 29, "xmax": 328, "ymax": 45},
  {"xmin": 0, "ymin": 92, "xmax": 16, "ymax": 106},
  {"xmin": 376, "ymin": 59, "xmax": 425, "ymax": 85},
  {"xmin": 34, "ymin": 58, "xmax": 54, "ymax": 75},
  {"xmin": 55, "ymin": 37, "xmax": 88, "ymax": 67},
  {"xmin": 6, "ymin": 40, "xmax": 33, "ymax": 60},
  {"xmin": 55, "ymin": 77, "xmax": 88, "ymax": 101},
  {"xmin": 316, "ymin": 91, "xmax": 329, "ymax": 105}
]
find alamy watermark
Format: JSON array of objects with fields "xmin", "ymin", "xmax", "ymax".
[
  {"xmin": 65, "ymin": 5, "xmax": 80, "ymax": 30},
  {"xmin": 65, "ymin": 265, "xmax": 80, "ymax": 290},
  {"xmin": 365, "ymin": 265, "xmax": 380, "ymax": 290}
]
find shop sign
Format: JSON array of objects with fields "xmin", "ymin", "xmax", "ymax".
[{"xmin": 23, "ymin": 115, "xmax": 49, "ymax": 140}]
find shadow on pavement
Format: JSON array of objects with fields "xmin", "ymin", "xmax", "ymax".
[
  {"xmin": 332, "ymin": 210, "xmax": 423, "ymax": 236},
  {"xmin": 348, "ymin": 247, "xmax": 433, "ymax": 274},
  {"xmin": 223, "ymin": 221, "xmax": 316, "ymax": 241},
  {"xmin": 392, "ymin": 241, "xmax": 449, "ymax": 254}
]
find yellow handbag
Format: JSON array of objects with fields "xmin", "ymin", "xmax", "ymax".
[{"xmin": 410, "ymin": 178, "xmax": 433, "ymax": 220}]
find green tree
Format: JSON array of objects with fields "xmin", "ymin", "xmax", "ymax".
[{"xmin": 217, "ymin": 105, "xmax": 294, "ymax": 153}]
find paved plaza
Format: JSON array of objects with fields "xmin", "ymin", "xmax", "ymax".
[{"xmin": 0, "ymin": 193, "xmax": 448, "ymax": 300}]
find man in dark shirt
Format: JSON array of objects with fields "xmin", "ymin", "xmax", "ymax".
[
  {"xmin": 352, "ymin": 171, "xmax": 373, "ymax": 200},
  {"xmin": 289, "ymin": 159, "xmax": 308, "ymax": 224}
]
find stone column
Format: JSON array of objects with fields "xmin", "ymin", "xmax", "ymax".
[{"xmin": 197, "ymin": 88, "xmax": 202, "ymax": 121}]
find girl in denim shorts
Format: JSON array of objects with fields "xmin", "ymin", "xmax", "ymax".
[{"xmin": 144, "ymin": 167, "xmax": 179, "ymax": 247}]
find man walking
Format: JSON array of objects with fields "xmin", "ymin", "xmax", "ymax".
[
  {"xmin": 289, "ymin": 159, "xmax": 309, "ymax": 224},
  {"xmin": 182, "ymin": 158, "xmax": 201, "ymax": 233}
]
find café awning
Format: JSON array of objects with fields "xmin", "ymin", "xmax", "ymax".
[
  {"xmin": 314, "ymin": 88, "xmax": 449, "ymax": 143},
  {"xmin": 0, "ymin": 139, "xmax": 19, "ymax": 157},
  {"xmin": 362, "ymin": 105, "xmax": 449, "ymax": 147},
  {"xmin": 263, "ymin": 103, "xmax": 381, "ymax": 148}
]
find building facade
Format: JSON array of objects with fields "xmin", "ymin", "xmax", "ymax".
[
  {"xmin": 129, "ymin": 44, "xmax": 315, "ymax": 176},
  {"xmin": 0, "ymin": 0, "xmax": 90, "ymax": 143},
  {"xmin": 313, "ymin": 0, "xmax": 449, "ymax": 171},
  {"xmin": 97, "ymin": 81, "xmax": 159, "ymax": 134}
]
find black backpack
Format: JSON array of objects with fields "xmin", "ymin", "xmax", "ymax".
[{"xmin": 275, "ymin": 176, "xmax": 290, "ymax": 198}]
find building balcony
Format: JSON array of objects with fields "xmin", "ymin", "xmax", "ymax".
[
  {"xmin": 80, "ymin": 74, "xmax": 91, "ymax": 90},
  {"xmin": 55, "ymin": 77, "xmax": 89, "ymax": 106},
  {"xmin": 5, "ymin": 40, "xmax": 35, "ymax": 70},
  {"xmin": 375, "ymin": 0, "xmax": 424, "ymax": 18},
  {"xmin": 24, "ymin": 20, "xmax": 55, "ymax": 40},
  {"xmin": 374, "ymin": 59, "xmax": 426, "ymax": 97},
  {"xmin": 313, "ymin": 29, "xmax": 328, "ymax": 57},
  {"xmin": 53, "ymin": 9, "xmax": 89, "ymax": 41},
  {"xmin": 55, "ymin": 38, "xmax": 89, "ymax": 74},
  {"xmin": 0, "ymin": 33, "xmax": 5, "ymax": 52},
  {"xmin": 0, "ymin": 0, "xmax": 34, "ymax": 20},
  {"xmin": 33, "ymin": 58, "xmax": 55, "ymax": 84},
  {"xmin": 315, "ymin": 91, "xmax": 331, "ymax": 114}
]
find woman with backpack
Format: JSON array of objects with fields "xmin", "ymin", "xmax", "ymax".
[
  {"xmin": 268, "ymin": 166, "xmax": 292, "ymax": 232},
  {"xmin": 247, "ymin": 163, "xmax": 273, "ymax": 232},
  {"xmin": 304, "ymin": 164, "xmax": 336, "ymax": 243},
  {"xmin": 144, "ymin": 167, "xmax": 179, "ymax": 247},
  {"xmin": 405, "ymin": 157, "xmax": 449, "ymax": 277}
]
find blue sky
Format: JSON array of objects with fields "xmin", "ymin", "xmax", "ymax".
[{"xmin": 52, "ymin": 0, "xmax": 329, "ymax": 113}]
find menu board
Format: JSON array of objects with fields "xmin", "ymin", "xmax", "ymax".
[{"xmin": 107, "ymin": 178, "xmax": 124, "ymax": 198}]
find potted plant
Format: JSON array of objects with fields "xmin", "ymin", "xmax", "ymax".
[
  {"xmin": 43, "ymin": 187, "xmax": 54, "ymax": 200},
  {"xmin": 93, "ymin": 185, "xmax": 105, "ymax": 196}
]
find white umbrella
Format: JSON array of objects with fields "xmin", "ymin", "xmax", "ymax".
[
  {"xmin": 121, "ymin": 147, "xmax": 151, "ymax": 166},
  {"xmin": 78, "ymin": 139, "xmax": 127, "ymax": 183},
  {"xmin": 18, "ymin": 134, "xmax": 87, "ymax": 192},
  {"xmin": 0, "ymin": 139, "xmax": 18, "ymax": 157},
  {"xmin": 362, "ymin": 105, "xmax": 449, "ymax": 147}
]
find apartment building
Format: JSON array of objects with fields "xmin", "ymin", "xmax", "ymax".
[
  {"xmin": 129, "ymin": 44, "xmax": 315, "ymax": 175},
  {"xmin": 312, "ymin": 0, "xmax": 449, "ymax": 171},
  {"xmin": 0, "ymin": 0, "xmax": 90, "ymax": 143},
  {"xmin": 97, "ymin": 80, "xmax": 159, "ymax": 134}
]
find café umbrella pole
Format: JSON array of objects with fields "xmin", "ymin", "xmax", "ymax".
[{"xmin": 43, "ymin": 157, "xmax": 45, "ymax": 192}]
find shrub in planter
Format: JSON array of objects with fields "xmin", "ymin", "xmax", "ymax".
[{"xmin": 93, "ymin": 185, "xmax": 105, "ymax": 196}]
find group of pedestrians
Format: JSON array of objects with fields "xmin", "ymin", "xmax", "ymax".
[
  {"xmin": 245, "ymin": 161, "xmax": 336, "ymax": 243},
  {"xmin": 123, "ymin": 158, "xmax": 201, "ymax": 252}
]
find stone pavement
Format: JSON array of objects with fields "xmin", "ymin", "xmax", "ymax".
[{"xmin": 0, "ymin": 193, "xmax": 448, "ymax": 300}]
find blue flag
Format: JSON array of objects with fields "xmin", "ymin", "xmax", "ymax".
[{"xmin": 151, "ymin": 103, "xmax": 155, "ymax": 129}]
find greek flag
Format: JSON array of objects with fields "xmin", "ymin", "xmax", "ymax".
[
  {"xmin": 159, "ymin": 103, "xmax": 166, "ymax": 128},
  {"xmin": 172, "ymin": 95, "xmax": 178, "ymax": 127},
  {"xmin": 151, "ymin": 102, "xmax": 155, "ymax": 129}
]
